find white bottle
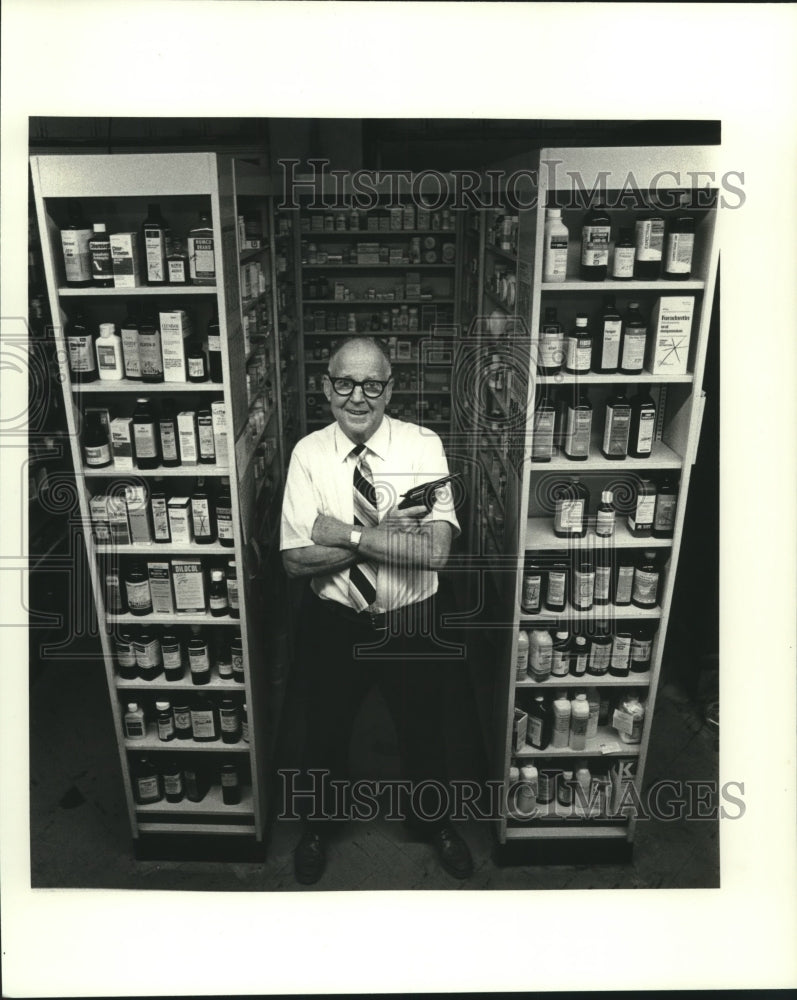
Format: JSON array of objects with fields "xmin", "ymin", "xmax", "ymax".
[
  {"xmin": 124, "ymin": 702, "xmax": 146, "ymax": 740},
  {"xmin": 551, "ymin": 693, "xmax": 572, "ymax": 749},
  {"xmin": 543, "ymin": 208, "xmax": 569, "ymax": 282},
  {"xmin": 574, "ymin": 765, "xmax": 592, "ymax": 807},
  {"xmin": 95, "ymin": 323, "xmax": 124, "ymax": 380},
  {"xmin": 528, "ymin": 629, "xmax": 553, "ymax": 682},
  {"xmin": 517, "ymin": 763, "xmax": 538, "ymax": 816},
  {"xmin": 515, "ymin": 630, "xmax": 530, "ymax": 681},
  {"xmin": 569, "ymin": 693, "xmax": 590, "ymax": 750}
]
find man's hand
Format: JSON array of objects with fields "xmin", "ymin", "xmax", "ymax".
[{"xmin": 380, "ymin": 503, "xmax": 429, "ymax": 534}]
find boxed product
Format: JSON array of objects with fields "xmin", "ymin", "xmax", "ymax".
[
  {"xmin": 167, "ymin": 496, "xmax": 193, "ymax": 544},
  {"xmin": 107, "ymin": 494, "xmax": 132, "ymax": 545},
  {"xmin": 513, "ymin": 707, "xmax": 528, "ymax": 753},
  {"xmin": 609, "ymin": 758, "xmax": 638, "ymax": 817},
  {"xmin": 177, "ymin": 411, "xmax": 198, "ymax": 465},
  {"xmin": 646, "ymin": 296, "xmax": 695, "ymax": 376},
  {"xmin": 211, "ymin": 400, "xmax": 228, "ymax": 468},
  {"xmin": 150, "ymin": 492, "xmax": 170, "ymax": 542},
  {"xmin": 405, "ymin": 272, "xmax": 421, "ymax": 299},
  {"xmin": 110, "ymin": 232, "xmax": 141, "ymax": 288},
  {"xmin": 110, "ymin": 416, "xmax": 134, "ymax": 471},
  {"xmin": 171, "ymin": 558, "xmax": 206, "ymax": 613},
  {"xmin": 159, "ymin": 310, "xmax": 192, "ymax": 382},
  {"xmin": 147, "ymin": 561, "xmax": 175, "ymax": 614},
  {"xmin": 89, "ymin": 494, "xmax": 111, "ymax": 544},
  {"xmin": 124, "ymin": 485, "xmax": 153, "ymax": 544}
]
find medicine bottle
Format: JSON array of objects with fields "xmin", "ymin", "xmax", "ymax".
[
  {"xmin": 528, "ymin": 629, "xmax": 553, "ymax": 682},
  {"xmin": 161, "ymin": 756, "xmax": 184, "ymax": 803},
  {"xmin": 542, "ymin": 208, "xmax": 569, "ymax": 282},
  {"xmin": 184, "ymin": 765, "xmax": 208, "ymax": 802},
  {"xmin": 215, "ymin": 478, "xmax": 234, "ymax": 547},
  {"xmin": 173, "ymin": 701, "xmax": 193, "ymax": 741},
  {"xmin": 209, "ymin": 569, "xmax": 229, "ymax": 617},
  {"xmin": 88, "ymin": 223, "xmax": 114, "ymax": 287},
  {"xmin": 664, "ymin": 206, "xmax": 695, "ymax": 280},
  {"xmin": 611, "ymin": 227, "xmax": 635, "ymax": 280},
  {"xmin": 241, "ymin": 703, "xmax": 249, "ymax": 744},
  {"xmin": 142, "ymin": 203, "xmax": 169, "ymax": 286},
  {"xmin": 231, "ymin": 634, "xmax": 245, "ymax": 683},
  {"xmin": 60, "ymin": 201, "xmax": 93, "ymax": 287},
  {"xmin": 191, "ymin": 479, "xmax": 216, "ymax": 543},
  {"xmin": 521, "ymin": 562, "xmax": 543, "ymax": 615},
  {"xmin": 563, "ymin": 392, "xmax": 592, "ymax": 460},
  {"xmin": 632, "ymin": 550, "xmax": 661, "ymax": 609},
  {"xmin": 569, "ymin": 694, "xmax": 590, "ymax": 750},
  {"xmin": 116, "ymin": 631, "xmax": 137, "ymax": 680},
  {"xmin": 619, "ymin": 302, "xmax": 648, "ymax": 376},
  {"xmin": 226, "ymin": 560, "xmax": 240, "ymax": 619},
  {"xmin": 532, "ymin": 393, "xmax": 556, "ymax": 463},
  {"xmin": 587, "ymin": 622, "xmax": 612, "ymax": 676},
  {"xmin": 124, "ymin": 702, "xmax": 146, "ymax": 740},
  {"xmin": 155, "ymin": 700, "xmax": 175, "ymax": 742},
  {"xmin": 613, "ymin": 556, "xmax": 635, "ymax": 607},
  {"xmin": 221, "ymin": 762, "xmax": 242, "ymax": 805},
  {"xmin": 158, "ymin": 398, "xmax": 180, "ymax": 468},
  {"xmin": 95, "ymin": 323, "xmax": 123, "ymax": 381},
  {"xmin": 120, "ymin": 307, "xmax": 142, "ymax": 381},
  {"xmin": 188, "ymin": 211, "xmax": 216, "ymax": 285},
  {"xmin": 219, "ymin": 698, "xmax": 241, "ymax": 744},
  {"xmin": 197, "ymin": 410, "xmax": 216, "ymax": 464},
  {"xmin": 166, "ymin": 239, "xmax": 190, "ymax": 286},
  {"xmin": 630, "ymin": 624, "xmax": 654, "ymax": 673},
  {"xmin": 628, "ymin": 387, "xmax": 657, "ymax": 459},
  {"xmin": 527, "ymin": 696, "xmax": 553, "ymax": 750},
  {"xmin": 186, "ymin": 339, "xmax": 208, "ymax": 382},
  {"xmin": 131, "ymin": 756, "xmax": 162, "ymax": 804},
  {"xmin": 553, "ymin": 477, "xmax": 589, "ymax": 538},
  {"xmin": 565, "ymin": 316, "xmax": 592, "ymax": 375},
  {"xmin": 537, "ymin": 307, "xmax": 564, "ymax": 376},
  {"xmin": 595, "ymin": 295, "xmax": 622, "ymax": 374},
  {"xmin": 570, "ymin": 635, "xmax": 589, "ymax": 677},
  {"xmin": 594, "ymin": 550, "xmax": 611, "ymax": 605},
  {"xmin": 83, "ymin": 413, "xmax": 111, "ymax": 468},
  {"xmin": 207, "ymin": 309, "xmax": 223, "ymax": 381},
  {"xmin": 550, "ymin": 630, "xmax": 571, "ymax": 677},
  {"xmin": 652, "ymin": 476, "xmax": 678, "ymax": 538},
  {"xmin": 628, "ymin": 478, "xmax": 657, "ymax": 537},
  {"xmin": 545, "ymin": 562, "xmax": 569, "ymax": 614},
  {"xmin": 125, "ymin": 562, "xmax": 152, "ymax": 617},
  {"xmin": 609, "ymin": 631, "xmax": 632, "ymax": 677},
  {"xmin": 634, "ymin": 212, "xmax": 665, "ymax": 280},
  {"xmin": 161, "ymin": 633, "xmax": 184, "ymax": 682},
  {"xmin": 580, "ymin": 205, "xmax": 611, "ymax": 281},
  {"xmin": 571, "ymin": 561, "xmax": 595, "ymax": 612},
  {"xmin": 188, "ymin": 626, "xmax": 211, "ymax": 685},
  {"xmin": 190, "ymin": 695, "xmax": 219, "ymax": 743},
  {"xmin": 67, "ymin": 312, "xmax": 97, "ymax": 384},
  {"xmin": 133, "ymin": 397, "xmax": 161, "ymax": 470},
  {"xmin": 601, "ymin": 395, "xmax": 631, "ymax": 460},
  {"xmin": 135, "ymin": 631, "xmax": 162, "ymax": 682},
  {"xmin": 595, "ymin": 490, "xmax": 616, "ymax": 537},
  {"xmin": 138, "ymin": 315, "xmax": 164, "ymax": 383}
]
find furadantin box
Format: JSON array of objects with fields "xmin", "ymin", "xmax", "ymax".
[
  {"xmin": 646, "ymin": 296, "xmax": 695, "ymax": 376},
  {"xmin": 159, "ymin": 310, "xmax": 192, "ymax": 382}
]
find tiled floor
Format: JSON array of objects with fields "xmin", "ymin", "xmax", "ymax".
[{"xmin": 29, "ymin": 644, "xmax": 720, "ymax": 892}]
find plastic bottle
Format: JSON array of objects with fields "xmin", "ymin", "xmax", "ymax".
[
  {"xmin": 580, "ymin": 205, "xmax": 611, "ymax": 281},
  {"xmin": 587, "ymin": 621, "xmax": 612, "ymax": 675},
  {"xmin": 595, "ymin": 490, "xmax": 616, "ymax": 536},
  {"xmin": 569, "ymin": 693, "xmax": 590, "ymax": 750},
  {"xmin": 632, "ymin": 550, "xmax": 661, "ymax": 609},
  {"xmin": 60, "ymin": 201, "xmax": 93, "ymax": 287},
  {"xmin": 550, "ymin": 630, "xmax": 571, "ymax": 677},
  {"xmin": 82, "ymin": 412, "xmax": 111, "ymax": 468},
  {"xmin": 628, "ymin": 478, "xmax": 657, "ymax": 537},
  {"xmin": 628, "ymin": 386, "xmax": 657, "ymax": 458},
  {"xmin": 131, "ymin": 756, "xmax": 162, "ymax": 804},
  {"xmin": 553, "ymin": 476, "xmax": 589, "ymax": 538},
  {"xmin": 122, "ymin": 702, "xmax": 146, "ymax": 742},
  {"xmin": 570, "ymin": 634, "xmax": 589, "ymax": 677},
  {"xmin": 142, "ymin": 203, "xmax": 169, "ymax": 286},
  {"xmin": 558, "ymin": 769, "xmax": 574, "ymax": 808},
  {"xmin": 565, "ymin": 315, "xmax": 593, "ymax": 375},
  {"xmin": 95, "ymin": 323, "xmax": 123, "ymax": 380},
  {"xmin": 515, "ymin": 630, "xmax": 530, "ymax": 680},
  {"xmin": 543, "ymin": 208, "xmax": 569, "ymax": 282},
  {"xmin": 595, "ymin": 295, "xmax": 622, "ymax": 374},
  {"xmin": 601, "ymin": 394, "xmax": 631, "ymax": 460},
  {"xmin": 88, "ymin": 223, "xmax": 114, "ymax": 287},
  {"xmin": 133, "ymin": 397, "xmax": 161, "ymax": 470},
  {"xmin": 517, "ymin": 763, "xmax": 538, "ymax": 817},
  {"xmin": 652, "ymin": 476, "xmax": 678, "ymax": 538},
  {"xmin": 188, "ymin": 626, "xmax": 211, "ymax": 685},
  {"xmin": 609, "ymin": 631, "xmax": 632, "ymax": 677},
  {"xmin": 156, "ymin": 700, "xmax": 175, "ymax": 742},
  {"xmin": 526, "ymin": 695, "xmax": 553, "ymax": 750},
  {"xmin": 537, "ymin": 307, "xmax": 564, "ymax": 376},
  {"xmin": 571, "ymin": 561, "xmax": 595, "ymax": 612},
  {"xmin": 188, "ymin": 211, "xmax": 216, "ymax": 285},
  {"xmin": 617, "ymin": 695, "xmax": 646, "ymax": 744},
  {"xmin": 664, "ymin": 204, "xmax": 695, "ymax": 280},
  {"xmin": 528, "ymin": 629, "xmax": 553, "ymax": 682},
  {"xmin": 66, "ymin": 312, "xmax": 97, "ymax": 383},
  {"xmin": 611, "ymin": 227, "xmax": 635, "ymax": 280},
  {"xmin": 619, "ymin": 301, "xmax": 648, "ymax": 376},
  {"xmin": 551, "ymin": 693, "xmax": 572, "ymax": 749},
  {"xmin": 634, "ymin": 211, "xmax": 665, "ymax": 279},
  {"xmin": 545, "ymin": 562, "xmax": 568, "ymax": 613},
  {"xmin": 564, "ymin": 392, "xmax": 593, "ymax": 460},
  {"xmin": 573, "ymin": 765, "xmax": 592, "ymax": 807}
]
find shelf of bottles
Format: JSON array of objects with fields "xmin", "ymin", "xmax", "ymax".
[
  {"xmin": 295, "ymin": 199, "xmax": 459, "ymax": 439},
  {"xmin": 30, "ymin": 153, "xmax": 273, "ymax": 839}
]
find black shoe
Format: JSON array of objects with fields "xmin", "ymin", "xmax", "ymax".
[
  {"xmin": 430, "ymin": 824, "xmax": 473, "ymax": 880},
  {"xmin": 294, "ymin": 828, "xmax": 327, "ymax": 885}
]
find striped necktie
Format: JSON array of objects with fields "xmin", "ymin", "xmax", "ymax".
[{"xmin": 349, "ymin": 443, "xmax": 379, "ymax": 611}]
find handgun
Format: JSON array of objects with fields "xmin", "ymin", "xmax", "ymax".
[{"xmin": 397, "ymin": 473, "xmax": 463, "ymax": 510}]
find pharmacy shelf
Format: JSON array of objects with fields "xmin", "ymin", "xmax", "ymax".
[
  {"xmin": 84, "ymin": 464, "xmax": 230, "ymax": 478},
  {"xmin": 541, "ymin": 279, "xmax": 705, "ymax": 292},
  {"xmin": 302, "ymin": 264, "xmax": 455, "ymax": 271},
  {"xmin": 116, "ymin": 670, "xmax": 244, "ymax": 692},
  {"xmin": 73, "ymin": 381, "xmax": 224, "ymax": 393},
  {"xmin": 97, "ymin": 543, "xmax": 232, "ymax": 556},
  {"xmin": 507, "ymin": 802, "xmax": 627, "ymax": 824},
  {"xmin": 301, "ymin": 228, "xmax": 456, "ymax": 238},
  {"xmin": 537, "ymin": 440, "xmax": 682, "ymax": 472},
  {"xmin": 304, "ymin": 330, "xmax": 443, "ymax": 338},
  {"xmin": 515, "ymin": 672, "xmax": 651, "ymax": 688},
  {"xmin": 520, "ymin": 603, "xmax": 661, "ymax": 625},
  {"xmin": 109, "ymin": 613, "xmax": 241, "ymax": 626},
  {"xmin": 524, "ymin": 518, "xmax": 673, "ymax": 551},
  {"xmin": 125, "ymin": 727, "xmax": 250, "ymax": 752},
  {"xmin": 505, "ymin": 823, "xmax": 628, "ymax": 840},
  {"xmin": 58, "ymin": 286, "xmax": 217, "ymax": 297},
  {"xmin": 514, "ymin": 726, "xmax": 641, "ymax": 758},
  {"xmin": 303, "ymin": 298, "xmax": 455, "ymax": 306},
  {"xmin": 135, "ymin": 785, "xmax": 254, "ymax": 817},
  {"xmin": 535, "ymin": 372, "xmax": 694, "ymax": 385}
]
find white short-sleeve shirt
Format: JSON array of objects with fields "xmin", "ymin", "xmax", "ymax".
[{"xmin": 280, "ymin": 415, "xmax": 460, "ymax": 611}]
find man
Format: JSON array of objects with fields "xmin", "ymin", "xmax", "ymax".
[{"xmin": 280, "ymin": 335, "xmax": 473, "ymax": 885}]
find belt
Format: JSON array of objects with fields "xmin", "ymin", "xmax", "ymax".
[{"xmin": 313, "ymin": 593, "xmax": 434, "ymax": 633}]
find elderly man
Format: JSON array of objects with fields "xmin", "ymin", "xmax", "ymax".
[{"xmin": 280, "ymin": 335, "xmax": 473, "ymax": 884}]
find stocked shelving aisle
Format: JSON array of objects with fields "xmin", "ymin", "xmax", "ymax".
[
  {"xmin": 493, "ymin": 147, "xmax": 719, "ymax": 846},
  {"xmin": 30, "ymin": 152, "xmax": 287, "ymax": 846}
]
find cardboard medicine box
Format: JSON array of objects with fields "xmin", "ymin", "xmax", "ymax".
[
  {"xmin": 110, "ymin": 417, "xmax": 134, "ymax": 471},
  {"xmin": 171, "ymin": 557, "xmax": 206, "ymax": 613},
  {"xmin": 167, "ymin": 496, "xmax": 193, "ymax": 544},
  {"xmin": 110, "ymin": 232, "xmax": 141, "ymax": 288},
  {"xmin": 646, "ymin": 296, "xmax": 695, "ymax": 376},
  {"xmin": 124, "ymin": 485, "xmax": 153, "ymax": 544},
  {"xmin": 159, "ymin": 310, "xmax": 192, "ymax": 382},
  {"xmin": 147, "ymin": 561, "xmax": 175, "ymax": 614},
  {"xmin": 89, "ymin": 494, "xmax": 111, "ymax": 544}
]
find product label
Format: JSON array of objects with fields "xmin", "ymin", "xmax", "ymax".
[
  {"xmin": 231, "ymin": 649, "xmax": 244, "ymax": 675},
  {"xmin": 138, "ymin": 333, "xmax": 163, "ymax": 378},
  {"xmin": 547, "ymin": 570, "xmax": 566, "ymax": 606},
  {"xmin": 588, "ymin": 641, "xmax": 611, "ymax": 674},
  {"xmin": 159, "ymin": 423, "xmax": 179, "ymax": 462},
  {"xmin": 125, "ymin": 718, "xmax": 145, "ymax": 738},
  {"xmin": 85, "ymin": 444, "xmax": 110, "ymax": 466},
  {"xmin": 151, "ymin": 498, "xmax": 170, "ymax": 541},
  {"xmin": 581, "ymin": 225, "xmax": 610, "ymax": 267},
  {"xmin": 242, "ymin": 719, "xmax": 249, "ymax": 742},
  {"xmin": 163, "ymin": 646, "xmax": 182, "ymax": 669},
  {"xmin": 532, "ymin": 410, "xmax": 555, "ymax": 459},
  {"xmin": 97, "ymin": 344, "xmax": 117, "ymax": 370},
  {"xmin": 208, "ymin": 334, "xmax": 221, "ymax": 353},
  {"xmin": 125, "ymin": 578, "xmax": 151, "ymax": 611},
  {"xmin": 555, "ymin": 499, "xmax": 584, "ymax": 533},
  {"xmin": 218, "ymin": 656, "xmax": 233, "ymax": 680},
  {"xmin": 209, "ymin": 594, "xmax": 227, "ymax": 612},
  {"xmin": 516, "ymin": 647, "xmax": 529, "ymax": 677},
  {"xmin": 630, "ymin": 494, "xmax": 656, "ymax": 529},
  {"xmin": 596, "ymin": 510, "xmax": 615, "ymax": 536},
  {"xmin": 144, "ymin": 229, "xmax": 166, "ymax": 282},
  {"xmin": 133, "ymin": 423, "xmax": 157, "ymax": 460},
  {"xmin": 216, "ymin": 506, "xmax": 234, "ymax": 541},
  {"xmin": 631, "ymin": 637, "xmax": 653, "ymax": 663},
  {"xmin": 522, "ymin": 574, "xmax": 541, "ymax": 612},
  {"xmin": 197, "ymin": 419, "xmax": 215, "ymax": 460},
  {"xmin": 189, "ymin": 648, "xmax": 210, "ymax": 674},
  {"xmin": 148, "ymin": 563, "xmax": 174, "ymax": 614},
  {"xmin": 551, "ymin": 649, "xmax": 569, "ymax": 677},
  {"xmin": 68, "ymin": 335, "xmax": 96, "ymax": 374},
  {"xmin": 189, "ymin": 237, "xmax": 216, "ymax": 280},
  {"xmin": 611, "ymin": 634, "xmax": 632, "ymax": 669},
  {"xmin": 635, "ymin": 218, "xmax": 665, "ymax": 261},
  {"xmin": 612, "ymin": 246, "xmax": 635, "ymax": 279},
  {"xmin": 174, "ymin": 708, "xmax": 191, "ymax": 730},
  {"xmin": 572, "ymin": 650, "xmax": 588, "ymax": 676},
  {"xmin": 633, "ymin": 569, "xmax": 659, "ymax": 605},
  {"xmin": 164, "ymin": 773, "xmax": 183, "ymax": 796},
  {"xmin": 635, "ymin": 411, "xmax": 655, "ymax": 453},
  {"xmin": 594, "ymin": 565, "xmax": 611, "ymax": 600},
  {"xmin": 227, "ymin": 578, "xmax": 239, "ymax": 610},
  {"xmin": 575, "ymin": 569, "xmax": 594, "ymax": 607},
  {"xmin": 665, "ymin": 233, "xmax": 694, "ymax": 273},
  {"xmin": 221, "ymin": 771, "xmax": 238, "ymax": 788},
  {"xmin": 566, "ymin": 337, "xmax": 591, "ymax": 372},
  {"xmin": 600, "ymin": 321, "xmax": 622, "ymax": 369},
  {"xmin": 135, "ymin": 637, "xmax": 161, "ymax": 669},
  {"xmin": 654, "ymin": 495, "xmax": 677, "ymax": 531},
  {"xmin": 188, "ymin": 357, "xmax": 205, "ymax": 379},
  {"xmin": 137, "ymin": 776, "xmax": 159, "ymax": 799},
  {"xmin": 621, "ymin": 331, "xmax": 646, "ymax": 371},
  {"xmin": 121, "ymin": 328, "xmax": 141, "ymax": 378},
  {"xmin": 602, "ymin": 407, "xmax": 631, "ymax": 456},
  {"xmin": 158, "ymin": 717, "xmax": 175, "ymax": 740},
  {"xmin": 615, "ymin": 566, "xmax": 634, "ymax": 604},
  {"xmin": 61, "ymin": 229, "xmax": 92, "ymax": 282},
  {"xmin": 220, "ymin": 713, "xmax": 239, "ymax": 733},
  {"xmin": 167, "ymin": 259, "xmax": 187, "ymax": 283},
  {"xmin": 612, "ymin": 708, "xmax": 643, "ymax": 741},
  {"xmin": 116, "ymin": 643, "xmax": 136, "ymax": 668},
  {"xmin": 191, "ymin": 498, "xmax": 212, "ymax": 537},
  {"xmin": 538, "ymin": 332, "xmax": 564, "ymax": 369},
  {"xmin": 527, "ymin": 716, "xmax": 544, "ymax": 747},
  {"xmin": 190, "ymin": 710, "xmax": 216, "ymax": 739}
]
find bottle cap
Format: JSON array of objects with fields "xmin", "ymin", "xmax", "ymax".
[
  {"xmin": 98, "ymin": 323, "xmax": 115, "ymax": 337},
  {"xmin": 555, "ymin": 631, "xmax": 569, "ymax": 640},
  {"xmin": 601, "ymin": 490, "xmax": 614, "ymax": 503},
  {"xmin": 211, "ymin": 569, "xmax": 224, "ymax": 581},
  {"xmin": 155, "ymin": 701, "xmax": 170, "ymax": 711},
  {"xmin": 629, "ymin": 301, "xmax": 640, "ymax": 309},
  {"xmin": 575, "ymin": 636, "xmax": 587, "ymax": 646},
  {"xmin": 127, "ymin": 703, "xmax": 138, "ymax": 712},
  {"xmin": 575, "ymin": 693, "xmax": 587, "ymax": 701},
  {"xmin": 546, "ymin": 208, "xmax": 562, "ymax": 218},
  {"xmin": 575, "ymin": 315, "xmax": 588, "ymax": 327},
  {"xmin": 92, "ymin": 223, "xmax": 106, "ymax": 233}
]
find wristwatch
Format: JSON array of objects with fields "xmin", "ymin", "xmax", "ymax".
[{"xmin": 350, "ymin": 528, "xmax": 363, "ymax": 550}]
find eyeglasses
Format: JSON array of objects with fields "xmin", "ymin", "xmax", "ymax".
[{"xmin": 325, "ymin": 374, "xmax": 393, "ymax": 399}]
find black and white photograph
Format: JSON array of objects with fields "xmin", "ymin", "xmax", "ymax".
[{"xmin": 2, "ymin": 2, "xmax": 796, "ymax": 997}]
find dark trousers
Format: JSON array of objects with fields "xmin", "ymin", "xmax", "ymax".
[{"xmin": 295, "ymin": 589, "xmax": 460, "ymax": 832}]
